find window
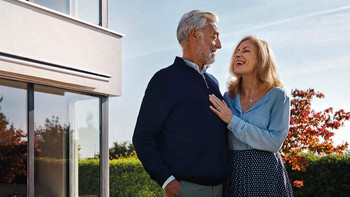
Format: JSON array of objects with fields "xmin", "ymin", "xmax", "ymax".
[
  {"xmin": 34, "ymin": 0, "xmax": 100, "ymax": 25},
  {"xmin": 0, "ymin": 78, "xmax": 108, "ymax": 196},
  {"xmin": 34, "ymin": 85, "xmax": 100, "ymax": 196},
  {"xmin": 34, "ymin": 0, "xmax": 70, "ymax": 15},
  {"xmin": 0, "ymin": 79, "xmax": 27, "ymax": 196}
]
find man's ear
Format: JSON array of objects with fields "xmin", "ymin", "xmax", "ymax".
[{"xmin": 189, "ymin": 28, "xmax": 199, "ymax": 41}]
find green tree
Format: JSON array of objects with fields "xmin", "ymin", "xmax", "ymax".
[{"xmin": 109, "ymin": 141, "xmax": 135, "ymax": 159}]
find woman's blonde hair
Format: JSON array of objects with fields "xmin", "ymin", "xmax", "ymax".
[{"xmin": 227, "ymin": 35, "xmax": 283, "ymax": 98}]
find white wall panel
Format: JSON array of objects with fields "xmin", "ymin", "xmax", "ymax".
[{"xmin": 0, "ymin": 0, "xmax": 124, "ymax": 96}]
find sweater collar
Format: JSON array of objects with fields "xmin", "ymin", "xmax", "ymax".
[{"xmin": 177, "ymin": 57, "xmax": 208, "ymax": 74}]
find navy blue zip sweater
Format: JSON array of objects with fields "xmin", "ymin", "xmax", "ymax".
[{"xmin": 133, "ymin": 57, "xmax": 228, "ymax": 187}]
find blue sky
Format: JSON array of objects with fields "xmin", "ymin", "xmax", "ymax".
[{"xmin": 107, "ymin": 0, "xmax": 350, "ymax": 147}]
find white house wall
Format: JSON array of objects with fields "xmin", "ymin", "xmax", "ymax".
[{"xmin": 0, "ymin": 0, "xmax": 124, "ymax": 96}]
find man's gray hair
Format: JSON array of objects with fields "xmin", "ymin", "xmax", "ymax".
[{"xmin": 177, "ymin": 10, "xmax": 218, "ymax": 48}]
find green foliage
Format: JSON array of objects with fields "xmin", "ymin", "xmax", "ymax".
[
  {"xmin": 109, "ymin": 141, "xmax": 135, "ymax": 159},
  {"xmin": 286, "ymin": 153, "xmax": 350, "ymax": 197},
  {"xmin": 109, "ymin": 158, "xmax": 162, "ymax": 197},
  {"xmin": 79, "ymin": 157, "xmax": 162, "ymax": 197},
  {"xmin": 79, "ymin": 152, "xmax": 350, "ymax": 196},
  {"xmin": 79, "ymin": 159, "xmax": 100, "ymax": 195}
]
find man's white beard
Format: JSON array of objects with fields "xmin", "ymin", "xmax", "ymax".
[{"xmin": 196, "ymin": 38, "xmax": 215, "ymax": 65}]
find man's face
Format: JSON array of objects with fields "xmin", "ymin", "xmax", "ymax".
[{"xmin": 196, "ymin": 22, "xmax": 222, "ymax": 66}]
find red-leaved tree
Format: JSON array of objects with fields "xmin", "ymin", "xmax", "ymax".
[
  {"xmin": 0, "ymin": 121, "xmax": 27, "ymax": 183},
  {"xmin": 0, "ymin": 98, "xmax": 40, "ymax": 184},
  {"xmin": 281, "ymin": 89, "xmax": 350, "ymax": 188}
]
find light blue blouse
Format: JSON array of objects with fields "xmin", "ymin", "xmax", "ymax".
[{"xmin": 224, "ymin": 87, "xmax": 290, "ymax": 153}]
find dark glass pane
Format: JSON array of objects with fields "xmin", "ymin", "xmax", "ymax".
[{"xmin": 0, "ymin": 78, "xmax": 27, "ymax": 196}]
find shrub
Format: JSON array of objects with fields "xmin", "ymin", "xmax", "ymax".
[
  {"xmin": 79, "ymin": 157, "xmax": 162, "ymax": 196},
  {"xmin": 78, "ymin": 153, "xmax": 350, "ymax": 196},
  {"xmin": 286, "ymin": 153, "xmax": 350, "ymax": 197},
  {"xmin": 79, "ymin": 159, "xmax": 100, "ymax": 195},
  {"xmin": 109, "ymin": 157, "xmax": 162, "ymax": 197}
]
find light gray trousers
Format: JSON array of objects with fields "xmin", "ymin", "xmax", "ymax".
[{"xmin": 164, "ymin": 181, "xmax": 223, "ymax": 197}]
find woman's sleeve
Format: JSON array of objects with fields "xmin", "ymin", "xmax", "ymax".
[{"xmin": 227, "ymin": 92, "xmax": 290, "ymax": 152}]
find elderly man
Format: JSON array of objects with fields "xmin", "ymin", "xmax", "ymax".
[{"xmin": 133, "ymin": 10, "xmax": 228, "ymax": 197}]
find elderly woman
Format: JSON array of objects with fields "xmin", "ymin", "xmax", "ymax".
[{"xmin": 209, "ymin": 35, "xmax": 294, "ymax": 196}]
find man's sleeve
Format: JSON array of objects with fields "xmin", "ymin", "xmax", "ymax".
[{"xmin": 132, "ymin": 71, "xmax": 174, "ymax": 187}]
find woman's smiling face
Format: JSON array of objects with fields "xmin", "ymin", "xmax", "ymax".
[{"xmin": 232, "ymin": 40, "xmax": 259, "ymax": 76}]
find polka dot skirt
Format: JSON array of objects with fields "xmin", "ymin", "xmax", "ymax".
[{"xmin": 223, "ymin": 149, "xmax": 294, "ymax": 197}]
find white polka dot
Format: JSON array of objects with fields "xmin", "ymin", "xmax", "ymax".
[{"xmin": 223, "ymin": 150, "xmax": 294, "ymax": 197}]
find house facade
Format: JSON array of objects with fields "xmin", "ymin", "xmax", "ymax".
[{"xmin": 0, "ymin": 0, "xmax": 124, "ymax": 196}]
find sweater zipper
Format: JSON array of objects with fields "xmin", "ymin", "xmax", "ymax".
[{"xmin": 201, "ymin": 74, "xmax": 209, "ymax": 89}]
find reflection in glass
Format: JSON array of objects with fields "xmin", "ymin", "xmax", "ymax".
[
  {"xmin": 35, "ymin": 0, "xmax": 70, "ymax": 15},
  {"xmin": 75, "ymin": 0, "xmax": 100, "ymax": 25},
  {"xmin": 34, "ymin": 85, "xmax": 100, "ymax": 196},
  {"xmin": 34, "ymin": 0, "xmax": 100, "ymax": 25},
  {"xmin": 0, "ymin": 79, "xmax": 27, "ymax": 196}
]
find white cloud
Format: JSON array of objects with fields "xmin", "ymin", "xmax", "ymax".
[{"xmin": 221, "ymin": 4, "xmax": 350, "ymax": 38}]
